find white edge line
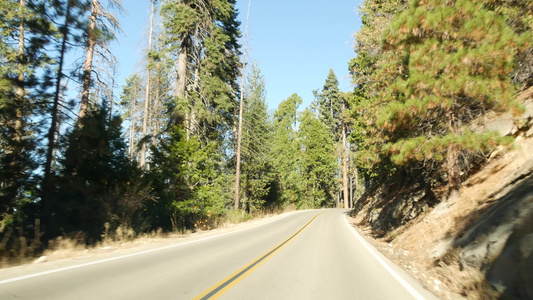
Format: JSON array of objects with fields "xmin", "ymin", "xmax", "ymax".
[
  {"xmin": 343, "ymin": 214, "xmax": 427, "ymax": 300},
  {"xmin": 0, "ymin": 211, "xmax": 303, "ymax": 285}
]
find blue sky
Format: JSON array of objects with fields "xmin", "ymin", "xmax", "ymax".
[{"xmin": 111, "ymin": 0, "xmax": 362, "ymax": 111}]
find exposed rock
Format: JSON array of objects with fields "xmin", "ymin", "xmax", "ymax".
[
  {"xmin": 367, "ymin": 185, "xmax": 438, "ymax": 232},
  {"xmin": 430, "ymin": 239, "xmax": 453, "ymax": 259},
  {"xmin": 485, "ymin": 112, "xmax": 516, "ymax": 136},
  {"xmin": 521, "ymin": 100, "xmax": 533, "ymax": 121},
  {"xmin": 526, "ymin": 126, "xmax": 533, "ymax": 138},
  {"xmin": 483, "ymin": 89, "xmax": 533, "ymax": 137},
  {"xmin": 369, "ymin": 208, "xmax": 381, "ymax": 224},
  {"xmin": 452, "ymin": 175, "xmax": 533, "ymax": 297},
  {"xmin": 33, "ymin": 256, "xmax": 47, "ymax": 264},
  {"xmin": 486, "ymin": 208, "xmax": 533, "ymax": 299}
]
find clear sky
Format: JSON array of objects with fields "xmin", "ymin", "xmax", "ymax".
[{"xmin": 111, "ymin": 0, "xmax": 363, "ymax": 111}]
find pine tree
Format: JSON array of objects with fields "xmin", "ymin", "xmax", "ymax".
[
  {"xmin": 0, "ymin": 0, "xmax": 54, "ymax": 229},
  {"xmin": 239, "ymin": 63, "xmax": 273, "ymax": 212},
  {"xmin": 157, "ymin": 0, "xmax": 242, "ymax": 221},
  {"xmin": 139, "ymin": 0, "xmax": 158, "ymax": 169},
  {"xmin": 120, "ymin": 73, "xmax": 144, "ymax": 159},
  {"xmin": 312, "ymin": 69, "xmax": 342, "ymax": 142},
  {"xmin": 350, "ymin": 0, "xmax": 409, "ymax": 94},
  {"xmin": 348, "ymin": 0, "xmax": 410, "ymax": 182},
  {"xmin": 79, "ymin": 0, "xmax": 123, "ymax": 120},
  {"xmin": 149, "ymin": 125, "xmax": 228, "ymax": 230},
  {"xmin": 271, "ymin": 94, "xmax": 302, "ymax": 206},
  {"xmin": 313, "ymin": 69, "xmax": 351, "ymax": 207},
  {"xmin": 298, "ymin": 108, "xmax": 337, "ymax": 208},
  {"xmin": 482, "ymin": 0, "xmax": 533, "ymax": 88},
  {"xmin": 372, "ymin": 0, "xmax": 528, "ymax": 195},
  {"xmin": 161, "ymin": 0, "xmax": 241, "ymax": 139},
  {"xmin": 51, "ymin": 106, "xmax": 143, "ymax": 239}
]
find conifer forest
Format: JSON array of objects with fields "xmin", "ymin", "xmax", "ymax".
[{"xmin": 1, "ymin": 0, "xmax": 532, "ymax": 260}]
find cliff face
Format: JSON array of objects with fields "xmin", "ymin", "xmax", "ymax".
[
  {"xmin": 350, "ymin": 88, "xmax": 533, "ymax": 299},
  {"xmin": 455, "ymin": 170, "xmax": 533, "ymax": 299}
]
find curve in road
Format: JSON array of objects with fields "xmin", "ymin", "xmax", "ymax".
[{"xmin": 0, "ymin": 209, "xmax": 437, "ymax": 300}]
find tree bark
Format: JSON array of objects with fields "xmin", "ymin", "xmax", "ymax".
[
  {"xmin": 342, "ymin": 100, "xmax": 349, "ymax": 209},
  {"xmin": 79, "ymin": 0, "xmax": 99, "ymax": 120},
  {"xmin": 234, "ymin": 0, "xmax": 251, "ymax": 210},
  {"xmin": 152, "ymin": 61, "xmax": 161, "ymax": 148},
  {"xmin": 447, "ymin": 112, "xmax": 461, "ymax": 198},
  {"xmin": 140, "ymin": 0, "xmax": 155, "ymax": 169},
  {"xmin": 129, "ymin": 84, "xmax": 138, "ymax": 159},
  {"xmin": 176, "ymin": 37, "xmax": 188, "ymax": 99},
  {"xmin": 447, "ymin": 143, "xmax": 461, "ymax": 199},
  {"xmin": 42, "ymin": 0, "xmax": 72, "ymax": 236},
  {"xmin": 349, "ymin": 175, "xmax": 353, "ymax": 207}
]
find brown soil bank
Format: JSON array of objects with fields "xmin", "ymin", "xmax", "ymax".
[{"xmin": 350, "ymin": 88, "xmax": 533, "ymax": 299}]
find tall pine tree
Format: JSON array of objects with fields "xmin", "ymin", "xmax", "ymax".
[
  {"xmin": 239, "ymin": 63, "xmax": 273, "ymax": 212},
  {"xmin": 0, "ymin": 0, "xmax": 53, "ymax": 229},
  {"xmin": 371, "ymin": 0, "xmax": 528, "ymax": 195},
  {"xmin": 312, "ymin": 69, "xmax": 342, "ymax": 142},
  {"xmin": 298, "ymin": 108, "xmax": 337, "ymax": 208},
  {"xmin": 271, "ymin": 94, "xmax": 302, "ymax": 207}
]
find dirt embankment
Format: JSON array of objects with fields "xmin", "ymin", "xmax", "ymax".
[{"xmin": 349, "ymin": 88, "xmax": 533, "ymax": 299}]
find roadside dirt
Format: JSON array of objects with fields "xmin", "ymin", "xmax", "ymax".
[
  {"xmin": 348, "ymin": 136, "xmax": 533, "ymax": 299},
  {"xmin": 1, "ymin": 211, "xmax": 298, "ymax": 269}
]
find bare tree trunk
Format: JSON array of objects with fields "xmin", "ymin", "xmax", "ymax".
[
  {"xmin": 354, "ymin": 166, "xmax": 359, "ymax": 195},
  {"xmin": 349, "ymin": 175, "xmax": 353, "ymax": 207},
  {"xmin": 109, "ymin": 68, "xmax": 116, "ymax": 118},
  {"xmin": 187, "ymin": 66, "xmax": 199, "ymax": 140},
  {"xmin": 129, "ymin": 86, "xmax": 138, "ymax": 159},
  {"xmin": 447, "ymin": 112, "xmax": 461, "ymax": 199},
  {"xmin": 352, "ymin": 162, "xmax": 361, "ymax": 199},
  {"xmin": 234, "ymin": 0, "xmax": 251, "ymax": 210},
  {"xmin": 42, "ymin": 0, "xmax": 72, "ymax": 235},
  {"xmin": 152, "ymin": 61, "xmax": 161, "ymax": 148},
  {"xmin": 140, "ymin": 0, "xmax": 155, "ymax": 168},
  {"xmin": 79, "ymin": 0, "xmax": 99, "ymax": 120},
  {"xmin": 447, "ymin": 143, "xmax": 460, "ymax": 198},
  {"xmin": 51, "ymin": 101, "xmax": 64, "ymax": 172},
  {"xmin": 342, "ymin": 100, "xmax": 349, "ymax": 209},
  {"xmin": 176, "ymin": 37, "xmax": 188, "ymax": 99}
]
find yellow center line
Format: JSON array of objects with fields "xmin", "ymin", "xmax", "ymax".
[{"xmin": 193, "ymin": 212, "xmax": 325, "ymax": 300}]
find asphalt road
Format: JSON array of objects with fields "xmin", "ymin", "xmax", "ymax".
[{"xmin": 0, "ymin": 209, "xmax": 437, "ymax": 299}]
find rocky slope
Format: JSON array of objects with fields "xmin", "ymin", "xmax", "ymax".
[{"xmin": 349, "ymin": 87, "xmax": 533, "ymax": 299}]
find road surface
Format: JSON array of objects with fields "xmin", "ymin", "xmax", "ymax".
[{"xmin": 0, "ymin": 209, "xmax": 437, "ymax": 299}]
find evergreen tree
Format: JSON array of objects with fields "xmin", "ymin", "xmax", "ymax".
[
  {"xmin": 313, "ymin": 69, "xmax": 354, "ymax": 207},
  {"xmin": 50, "ymin": 106, "xmax": 144, "ymax": 240},
  {"xmin": 482, "ymin": 0, "xmax": 533, "ymax": 88},
  {"xmin": 367, "ymin": 0, "xmax": 528, "ymax": 195},
  {"xmin": 0, "ymin": 0, "xmax": 53, "ymax": 229},
  {"xmin": 42, "ymin": 0, "xmax": 87, "ymax": 226},
  {"xmin": 139, "ymin": 0, "xmax": 158, "ymax": 169},
  {"xmin": 239, "ymin": 63, "xmax": 273, "ymax": 212},
  {"xmin": 161, "ymin": 0, "xmax": 241, "ymax": 139},
  {"xmin": 148, "ymin": 126, "xmax": 228, "ymax": 230},
  {"xmin": 298, "ymin": 108, "xmax": 337, "ymax": 208},
  {"xmin": 156, "ymin": 0, "xmax": 243, "ymax": 225},
  {"xmin": 79, "ymin": 0, "xmax": 124, "ymax": 120},
  {"xmin": 348, "ymin": 0, "xmax": 410, "ymax": 186},
  {"xmin": 120, "ymin": 73, "xmax": 144, "ymax": 160},
  {"xmin": 312, "ymin": 69, "xmax": 342, "ymax": 142},
  {"xmin": 271, "ymin": 94, "xmax": 302, "ymax": 207}
]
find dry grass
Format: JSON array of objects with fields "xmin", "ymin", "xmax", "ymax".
[{"xmin": 0, "ymin": 207, "xmax": 296, "ymax": 269}]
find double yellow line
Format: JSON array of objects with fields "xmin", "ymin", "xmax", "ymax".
[{"xmin": 193, "ymin": 212, "xmax": 324, "ymax": 300}]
